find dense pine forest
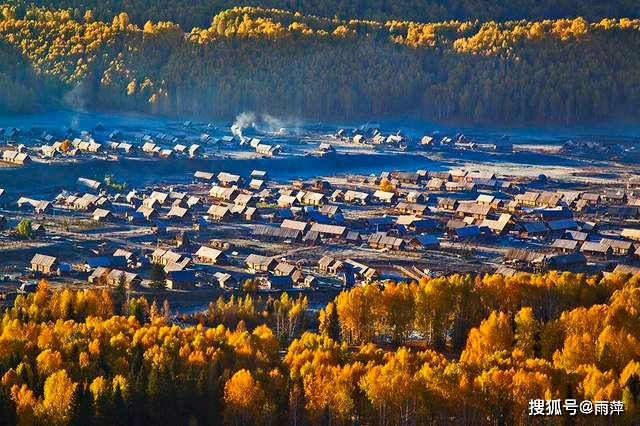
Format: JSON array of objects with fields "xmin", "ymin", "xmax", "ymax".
[
  {"xmin": 0, "ymin": 272, "xmax": 638, "ymax": 425},
  {"xmin": 1, "ymin": 4, "xmax": 640, "ymax": 124}
]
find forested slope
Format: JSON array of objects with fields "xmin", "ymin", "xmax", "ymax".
[
  {"xmin": 0, "ymin": 272, "xmax": 639, "ymax": 425},
  {"xmin": 6, "ymin": 0, "xmax": 640, "ymax": 30},
  {"xmin": 1, "ymin": 5, "xmax": 640, "ymax": 124}
]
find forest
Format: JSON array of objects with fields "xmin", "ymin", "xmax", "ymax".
[
  {"xmin": 1, "ymin": 5, "xmax": 640, "ymax": 124},
  {"xmin": 0, "ymin": 271, "xmax": 639, "ymax": 425},
  {"xmin": 6, "ymin": 0, "xmax": 640, "ymax": 30}
]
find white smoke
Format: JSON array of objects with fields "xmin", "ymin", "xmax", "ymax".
[
  {"xmin": 230, "ymin": 112, "xmax": 256, "ymax": 141},
  {"xmin": 260, "ymin": 114, "xmax": 286, "ymax": 135},
  {"xmin": 63, "ymin": 81, "xmax": 90, "ymax": 130}
]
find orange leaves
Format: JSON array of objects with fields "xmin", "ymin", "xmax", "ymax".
[
  {"xmin": 460, "ymin": 311, "xmax": 514, "ymax": 368},
  {"xmin": 223, "ymin": 369, "xmax": 272, "ymax": 424}
]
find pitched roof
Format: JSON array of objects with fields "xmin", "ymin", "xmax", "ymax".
[
  {"xmin": 281, "ymin": 219, "xmax": 308, "ymax": 231},
  {"xmin": 31, "ymin": 253, "xmax": 57, "ymax": 267},
  {"xmin": 195, "ymin": 246, "xmax": 224, "ymax": 260}
]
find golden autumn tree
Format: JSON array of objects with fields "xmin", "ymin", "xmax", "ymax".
[
  {"xmin": 223, "ymin": 369, "xmax": 272, "ymax": 426},
  {"xmin": 35, "ymin": 370, "xmax": 77, "ymax": 426},
  {"xmin": 461, "ymin": 311, "xmax": 514, "ymax": 367}
]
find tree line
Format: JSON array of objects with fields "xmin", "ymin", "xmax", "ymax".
[
  {"xmin": 6, "ymin": 0, "xmax": 640, "ymax": 30},
  {"xmin": 0, "ymin": 271, "xmax": 639, "ymax": 424},
  {"xmin": 1, "ymin": 6, "xmax": 640, "ymax": 124}
]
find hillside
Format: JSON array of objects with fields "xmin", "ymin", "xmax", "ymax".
[
  {"xmin": 7, "ymin": 0, "xmax": 640, "ymax": 30},
  {"xmin": 1, "ymin": 6, "xmax": 640, "ymax": 124}
]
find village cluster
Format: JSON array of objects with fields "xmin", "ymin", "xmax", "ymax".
[{"xmin": 1, "ymin": 121, "xmax": 640, "ymax": 301}]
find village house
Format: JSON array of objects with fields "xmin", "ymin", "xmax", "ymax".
[
  {"xmin": 210, "ymin": 186, "xmax": 238, "ymax": 202},
  {"xmin": 408, "ymin": 234, "xmax": 440, "ymax": 250},
  {"xmin": 251, "ymin": 170, "xmax": 268, "ymax": 180},
  {"xmin": 395, "ymin": 202, "xmax": 429, "ymax": 216},
  {"xmin": 535, "ymin": 191, "xmax": 563, "ymax": 208},
  {"xmin": 420, "ymin": 135, "xmax": 435, "ymax": 146},
  {"xmin": 600, "ymin": 238, "xmax": 636, "ymax": 256},
  {"xmin": 437, "ymin": 197, "xmax": 459, "ymax": 211},
  {"xmin": 317, "ymin": 256, "xmax": 344, "ymax": 275},
  {"xmin": 518, "ymin": 221, "xmax": 549, "ymax": 238},
  {"xmin": 602, "ymin": 190, "xmax": 627, "ymax": 205},
  {"xmin": 450, "ymin": 169, "xmax": 467, "ymax": 182},
  {"xmin": 256, "ymin": 143, "xmax": 281, "ymax": 156},
  {"xmin": 581, "ymin": 193, "xmax": 601, "ymax": 205},
  {"xmin": 608, "ymin": 206, "xmax": 639, "ymax": 219},
  {"xmin": 142, "ymin": 142, "xmax": 158, "ymax": 154},
  {"xmin": 244, "ymin": 207, "xmax": 257, "ymax": 221},
  {"xmin": 194, "ymin": 246, "xmax": 226, "ymax": 264},
  {"xmin": 245, "ymin": 254, "xmax": 276, "ymax": 272},
  {"xmin": 559, "ymin": 191, "xmax": 581, "ymax": 206},
  {"xmin": 165, "ymin": 270, "xmax": 196, "ymax": 289},
  {"xmin": 151, "ymin": 249, "xmax": 189, "ymax": 268},
  {"xmin": 77, "ymin": 177, "xmax": 102, "ymax": 192},
  {"xmin": 253, "ymin": 225, "xmax": 303, "ymax": 242},
  {"xmin": 545, "ymin": 252, "xmax": 587, "ymax": 269},
  {"xmin": 217, "ymin": 172, "xmax": 242, "ymax": 187},
  {"xmin": 319, "ymin": 204, "xmax": 342, "ymax": 219},
  {"xmin": 2, "ymin": 150, "xmax": 32, "ymax": 165},
  {"xmin": 89, "ymin": 268, "xmax": 141, "ymax": 289},
  {"xmin": 136, "ymin": 206, "xmax": 157, "ymax": 221},
  {"xmin": 368, "ymin": 232, "xmax": 406, "ymax": 250},
  {"xmin": 515, "ymin": 191, "xmax": 540, "ymax": 207},
  {"xmin": 118, "ymin": 142, "xmax": 134, "ymax": 154},
  {"xmin": 343, "ymin": 259, "xmax": 378, "ymax": 283},
  {"xmin": 456, "ymin": 202, "xmax": 492, "ymax": 220},
  {"xmin": 234, "ymin": 193, "xmax": 255, "ymax": 207},
  {"xmin": 394, "ymin": 172, "xmax": 422, "ymax": 185},
  {"xmin": 373, "ymin": 190, "xmax": 397, "ymax": 204},
  {"xmin": 550, "ymin": 239, "xmax": 580, "ymax": 253},
  {"xmin": 476, "ymin": 194, "xmax": 495, "ymax": 206},
  {"xmin": 564, "ymin": 230, "xmax": 589, "ymax": 241},
  {"xmin": 274, "ymin": 262, "xmax": 304, "ymax": 284},
  {"xmin": 480, "ymin": 213, "xmax": 513, "ymax": 235},
  {"xmin": 277, "ymin": 194, "xmax": 298, "ymax": 208},
  {"xmin": 249, "ymin": 179, "xmax": 265, "ymax": 190},
  {"xmin": 309, "ymin": 223, "xmax": 347, "ymax": 240},
  {"xmin": 188, "ymin": 144, "xmax": 202, "ymax": 158},
  {"xmin": 92, "ymin": 208, "xmax": 113, "ymax": 222},
  {"xmin": 194, "ymin": 171, "xmax": 215, "ymax": 182},
  {"xmin": 343, "ymin": 190, "xmax": 370, "ymax": 205},
  {"xmin": 30, "ymin": 254, "xmax": 59, "ymax": 275},
  {"xmin": 426, "ymin": 178, "xmax": 446, "ymax": 191},
  {"xmin": 113, "ymin": 249, "xmax": 136, "ymax": 268},
  {"xmin": 207, "ymin": 205, "xmax": 230, "ymax": 221},
  {"xmin": 406, "ymin": 192, "xmax": 427, "ymax": 204},
  {"xmin": 465, "ymin": 171, "xmax": 495, "ymax": 183},
  {"xmin": 214, "ymin": 272, "xmax": 238, "ymax": 289},
  {"xmin": 148, "ymin": 191, "xmax": 170, "ymax": 205},
  {"xmin": 580, "ymin": 241, "xmax": 613, "ymax": 257},
  {"xmin": 281, "ymin": 219, "xmax": 309, "ymax": 233},
  {"xmin": 621, "ymin": 228, "xmax": 640, "ymax": 241},
  {"xmin": 17, "ymin": 197, "xmax": 52, "ymax": 214},
  {"xmin": 547, "ymin": 219, "xmax": 579, "ymax": 234},
  {"xmin": 504, "ymin": 248, "xmax": 546, "ymax": 268},
  {"xmin": 166, "ymin": 206, "xmax": 192, "ymax": 221},
  {"xmin": 301, "ymin": 191, "xmax": 327, "ymax": 206}
]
